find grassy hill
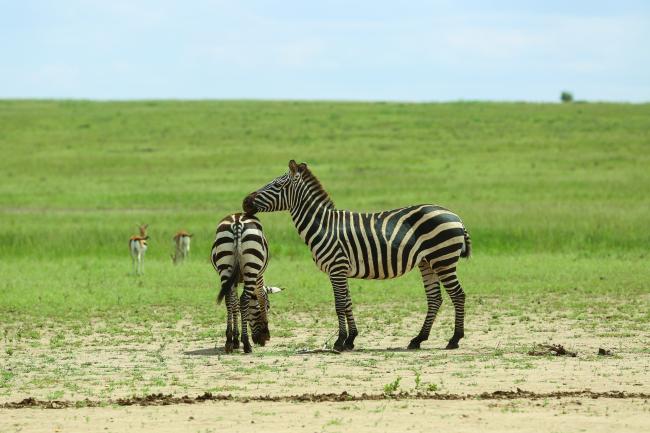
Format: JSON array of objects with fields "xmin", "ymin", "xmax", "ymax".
[{"xmin": 1, "ymin": 100, "xmax": 648, "ymax": 318}]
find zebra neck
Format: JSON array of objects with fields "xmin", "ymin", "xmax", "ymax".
[{"xmin": 289, "ymin": 193, "xmax": 334, "ymax": 245}]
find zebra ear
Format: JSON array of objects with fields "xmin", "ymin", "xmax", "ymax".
[
  {"xmin": 289, "ymin": 160, "xmax": 298, "ymax": 174},
  {"xmin": 264, "ymin": 286, "xmax": 283, "ymax": 295}
]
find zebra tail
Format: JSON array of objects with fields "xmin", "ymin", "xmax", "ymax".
[
  {"xmin": 217, "ymin": 221, "xmax": 242, "ymax": 304},
  {"xmin": 460, "ymin": 227, "xmax": 472, "ymax": 259},
  {"xmin": 217, "ymin": 258, "xmax": 239, "ymax": 304}
]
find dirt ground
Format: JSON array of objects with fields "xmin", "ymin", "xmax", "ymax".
[
  {"xmin": 1, "ymin": 302, "xmax": 649, "ymax": 432},
  {"xmin": 2, "ymin": 398, "xmax": 649, "ymax": 433}
]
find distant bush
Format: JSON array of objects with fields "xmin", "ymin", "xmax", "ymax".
[{"xmin": 561, "ymin": 91, "xmax": 573, "ymax": 103}]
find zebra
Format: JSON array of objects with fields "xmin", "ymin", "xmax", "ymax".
[
  {"xmin": 129, "ymin": 224, "xmax": 149, "ymax": 275},
  {"xmin": 171, "ymin": 230, "xmax": 192, "ymax": 264},
  {"xmin": 242, "ymin": 160, "xmax": 472, "ymax": 352},
  {"xmin": 210, "ymin": 212, "xmax": 282, "ymax": 353}
]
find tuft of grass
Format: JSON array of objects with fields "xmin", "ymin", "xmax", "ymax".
[
  {"xmin": 0, "ymin": 370, "xmax": 14, "ymax": 388},
  {"xmin": 383, "ymin": 377, "xmax": 401, "ymax": 394}
]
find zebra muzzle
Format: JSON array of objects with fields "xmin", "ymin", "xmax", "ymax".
[{"xmin": 242, "ymin": 192, "xmax": 258, "ymax": 215}]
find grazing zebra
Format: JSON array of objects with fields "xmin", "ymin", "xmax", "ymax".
[
  {"xmin": 171, "ymin": 230, "xmax": 193, "ymax": 264},
  {"xmin": 210, "ymin": 213, "xmax": 281, "ymax": 353},
  {"xmin": 129, "ymin": 224, "xmax": 149, "ymax": 275},
  {"xmin": 220, "ymin": 284, "xmax": 282, "ymax": 353},
  {"xmin": 243, "ymin": 160, "xmax": 472, "ymax": 351}
]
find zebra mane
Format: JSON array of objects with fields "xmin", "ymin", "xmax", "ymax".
[{"xmin": 301, "ymin": 166, "xmax": 335, "ymax": 210}]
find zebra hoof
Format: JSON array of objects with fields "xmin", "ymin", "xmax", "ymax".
[
  {"xmin": 333, "ymin": 342, "xmax": 346, "ymax": 352},
  {"xmin": 343, "ymin": 342, "xmax": 355, "ymax": 351},
  {"xmin": 445, "ymin": 341, "xmax": 459, "ymax": 350},
  {"xmin": 407, "ymin": 340, "xmax": 421, "ymax": 350},
  {"xmin": 225, "ymin": 342, "xmax": 234, "ymax": 354}
]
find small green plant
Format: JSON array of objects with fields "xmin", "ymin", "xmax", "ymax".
[
  {"xmin": 47, "ymin": 390, "xmax": 65, "ymax": 400},
  {"xmin": 0, "ymin": 370, "xmax": 14, "ymax": 388},
  {"xmin": 426, "ymin": 383, "xmax": 438, "ymax": 392},
  {"xmin": 413, "ymin": 369, "xmax": 422, "ymax": 389},
  {"xmin": 383, "ymin": 376, "xmax": 401, "ymax": 394},
  {"xmin": 50, "ymin": 332, "xmax": 66, "ymax": 348},
  {"xmin": 325, "ymin": 418, "xmax": 343, "ymax": 427}
]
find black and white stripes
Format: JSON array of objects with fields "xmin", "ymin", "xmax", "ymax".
[
  {"xmin": 243, "ymin": 160, "xmax": 471, "ymax": 351},
  {"xmin": 210, "ymin": 213, "xmax": 272, "ymax": 353}
]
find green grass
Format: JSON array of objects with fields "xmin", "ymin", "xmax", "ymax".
[{"xmin": 0, "ymin": 100, "xmax": 649, "ymax": 321}]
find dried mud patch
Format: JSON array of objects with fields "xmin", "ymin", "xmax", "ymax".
[
  {"xmin": 3, "ymin": 389, "xmax": 649, "ymax": 409},
  {"xmin": 527, "ymin": 344, "xmax": 577, "ymax": 357}
]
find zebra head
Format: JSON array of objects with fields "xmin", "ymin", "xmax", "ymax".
[{"xmin": 243, "ymin": 160, "xmax": 307, "ymax": 214}]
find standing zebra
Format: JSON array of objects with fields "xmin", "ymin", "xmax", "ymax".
[
  {"xmin": 243, "ymin": 160, "xmax": 471, "ymax": 351},
  {"xmin": 210, "ymin": 213, "xmax": 277, "ymax": 353}
]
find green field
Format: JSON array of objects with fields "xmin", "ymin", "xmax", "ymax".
[
  {"xmin": 1, "ymin": 100, "xmax": 649, "ymax": 323},
  {"xmin": 1, "ymin": 101, "xmax": 649, "ymax": 432}
]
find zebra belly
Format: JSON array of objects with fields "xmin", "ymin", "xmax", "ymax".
[{"xmin": 345, "ymin": 244, "xmax": 418, "ymax": 279}]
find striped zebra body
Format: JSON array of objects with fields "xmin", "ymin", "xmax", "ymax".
[
  {"xmin": 210, "ymin": 213, "xmax": 272, "ymax": 353},
  {"xmin": 243, "ymin": 160, "xmax": 471, "ymax": 351}
]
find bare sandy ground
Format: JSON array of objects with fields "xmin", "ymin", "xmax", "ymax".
[
  {"xmin": 1, "ymin": 300, "xmax": 649, "ymax": 432},
  {"xmin": 2, "ymin": 308, "xmax": 647, "ymax": 401},
  {"xmin": 2, "ymin": 398, "xmax": 649, "ymax": 433}
]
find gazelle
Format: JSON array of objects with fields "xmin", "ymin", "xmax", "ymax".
[
  {"xmin": 129, "ymin": 224, "xmax": 149, "ymax": 275},
  {"xmin": 171, "ymin": 230, "xmax": 193, "ymax": 264}
]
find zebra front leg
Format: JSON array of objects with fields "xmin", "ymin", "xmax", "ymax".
[
  {"xmin": 408, "ymin": 262, "xmax": 443, "ymax": 350},
  {"xmin": 437, "ymin": 266, "xmax": 466, "ymax": 350},
  {"xmin": 254, "ymin": 275, "xmax": 270, "ymax": 344},
  {"xmin": 329, "ymin": 273, "xmax": 350, "ymax": 352},
  {"xmin": 343, "ymin": 290, "xmax": 358, "ymax": 350}
]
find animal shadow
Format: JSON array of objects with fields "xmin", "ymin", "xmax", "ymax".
[{"xmin": 183, "ymin": 347, "xmax": 225, "ymax": 356}]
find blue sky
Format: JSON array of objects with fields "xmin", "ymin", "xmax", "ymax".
[{"xmin": 2, "ymin": 1, "xmax": 649, "ymax": 101}]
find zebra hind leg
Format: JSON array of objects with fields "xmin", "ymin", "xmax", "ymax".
[
  {"xmin": 408, "ymin": 261, "xmax": 443, "ymax": 350},
  {"xmin": 231, "ymin": 288, "xmax": 240, "ymax": 349},
  {"xmin": 224, "ymin": 292, "xmax": 234, "ymax": 353},
  {"xmin": 436, "ymin": 266, "xmax": 466, "ymax": 350}
]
